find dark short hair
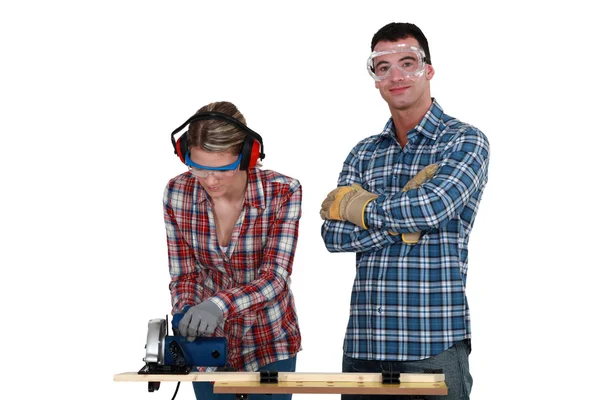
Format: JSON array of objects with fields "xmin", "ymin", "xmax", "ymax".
[{"xmin": 371, "ymin": 22, "xmax": 431, "ymax": 64}]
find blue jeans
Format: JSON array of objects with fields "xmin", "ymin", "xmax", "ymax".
[
  {"xmin": 192, "ymin": 356, "xmax": 297, "ymax": 400},
  {"xmin": 341, "ymin": 340, "xmax": 472, "ymax": 400}
]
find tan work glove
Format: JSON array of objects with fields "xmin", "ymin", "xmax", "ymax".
[
  {"xmin": 396, "ymin": 163, "xmax": 439, "ymax": 244},
  {"xmin": 320, "ymin": 184, "xmax": 378, "ymax": 229}
]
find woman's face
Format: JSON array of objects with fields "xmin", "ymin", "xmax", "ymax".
[{"xmin": 188, "ymin": 147, "xmax": 247, "ymax": 199}]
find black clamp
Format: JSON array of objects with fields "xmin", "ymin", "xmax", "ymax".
[
  {"xmin": 382, "ymin": 371, "xmax": 400, "ymax": 384},
  {"xmin": 260, "ymin": 370, "xmax": 279, "ymax": 384}
]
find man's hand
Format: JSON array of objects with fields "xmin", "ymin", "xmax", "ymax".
[
  {"xmin": 178, "ymin": 300, "xmax": 224, "ymax": 341},
  {"xmin": 402, "ymin": 164, "xmax": 439, "ymax": 192},
  {"xmin": 320, "ymin": 184, "xmax": 378, "ymax": 229},
  {"xmin": 398, "ymin": 163, "xmax": 439, "ymax": 244}
]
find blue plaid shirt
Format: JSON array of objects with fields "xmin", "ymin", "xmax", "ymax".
[{"xmin": 321, "ymin": 99, "xmax": 489, "ymax": 361}]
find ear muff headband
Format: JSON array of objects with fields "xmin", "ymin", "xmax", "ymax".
[{"xmin": 170, "ymin": 111, "xmax": 265, "ymax": 170}]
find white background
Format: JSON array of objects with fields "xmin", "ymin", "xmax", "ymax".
[{"xmin": 1, "ymin": 1, "xmax": 599, "ymax": 399}]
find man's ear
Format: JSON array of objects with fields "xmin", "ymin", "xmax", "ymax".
[{"xmin": 426, "ymin": 64, "xmax": 435, "ymax": 80}]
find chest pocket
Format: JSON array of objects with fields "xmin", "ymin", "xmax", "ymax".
[{"xmin": 360, "ymin": 148, "xmax": 400, "ymax": 194}]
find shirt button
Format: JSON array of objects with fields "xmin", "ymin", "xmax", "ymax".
[{"xmin": 377, "ymin": 307, "xmax": 382, "ymax": 313}]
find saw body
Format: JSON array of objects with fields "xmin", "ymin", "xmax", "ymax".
[{"xmin": 140, "ymin": 312, "xmax": 227, "ymax": 375}]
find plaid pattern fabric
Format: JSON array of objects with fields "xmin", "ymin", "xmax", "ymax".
[
  {"xmin": 321, "ymin": 99, "xmax": 489, "ymax": 360},
  {"xmin": 163, "ymin": 168, "xmax": 302, "ymax": 371}
]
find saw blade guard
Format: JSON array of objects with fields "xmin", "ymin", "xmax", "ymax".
[{"xmin": 144, "ymin": 318, "xmax": 167, "ymax": 365}]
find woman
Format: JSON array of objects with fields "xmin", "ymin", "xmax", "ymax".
[{"xmin": 163, "ymin": 101, "xmax": 302, "ymax": 400}]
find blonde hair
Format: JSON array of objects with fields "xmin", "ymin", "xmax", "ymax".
[{"xmin": 187, "ymin": 101, "xmax": 247, "ymax": 155}]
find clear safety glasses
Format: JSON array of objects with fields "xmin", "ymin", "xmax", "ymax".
[
  {"xmin": 367, "ymin": 44, "xmax": 427, "ymax": 81},
  {"xmin": 185, "ymin": 152, "xmax": 241, "ymax": 179}
]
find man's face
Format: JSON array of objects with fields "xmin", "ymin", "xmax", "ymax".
[{"xmin": 372, "ymin": 37, "xmax": 434, "ymax": 112}]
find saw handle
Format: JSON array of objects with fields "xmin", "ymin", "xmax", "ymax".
[{"xmin": 171, "ymin": 305, "xmax": 192, "ymax": 335}]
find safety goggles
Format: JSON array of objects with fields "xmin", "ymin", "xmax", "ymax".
[
  {"xmin": 185, "ymin": 152, "xmax": 241, "ymax": 178},
  {"xmin": 367, "ymin": 44, "xmax": 427, "ymax": 81}
]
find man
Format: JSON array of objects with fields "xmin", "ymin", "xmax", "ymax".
[{"xmin": 320, "ymin": 22, "xmax": 489, "ymax": 400}]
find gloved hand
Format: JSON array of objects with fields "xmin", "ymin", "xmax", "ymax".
[
  {"xmin": 178, "ymin": 300, "xmax": 224, "ymax": 341},
  {"xmin": 402, "ymin": 164, "xmax": 439, "ymax": 192},
  {"xmin": 397, "ymin": 163, "xmax": 439, "ymax": 244},
  {"xmin": 320, "ymin": 184, "xmax": 378, "ymax": 229}
]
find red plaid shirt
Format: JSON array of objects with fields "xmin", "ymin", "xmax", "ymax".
[{"xmin": 163, "ymin": 168, "xmax": 302, "ymax": 371}]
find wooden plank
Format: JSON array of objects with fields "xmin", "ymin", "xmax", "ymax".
[
  {"xmin": 114, "ymin": 372, "xmax": 258, "ymax": 383},
  {"xmin": 214, "ymin": 381, "xmax": 448, "ymax": 395},
  {"xmin": 278, "ymin": 373, "xmax": 445, "ymax": 383},
  {"xmin": 114, "ymin": 372, "xmax": 444, "ymax": 384}
]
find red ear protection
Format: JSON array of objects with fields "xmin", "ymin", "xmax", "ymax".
[
  {"xmin": 170, "ymin": 111, "xmax": 265, "ymax": 170},
  {"xmin": 239, "ymin": 134, "xmax": 262, "ymax": 170},
  {"xmin": 249, "ymin": 140, "xmax": 261, "ymax": 168},
  {"xmin": 174, "ymin": 134, "xmax": 188, "ymax": 164}
]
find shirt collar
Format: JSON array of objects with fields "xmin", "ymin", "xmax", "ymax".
[
  {"xmin": 243, "ymin": 168, "xmax": 266, "ymax": 209},
  {"xmin": 412, "ymin": 98, "xmax": 445, "ymax": 140},
  {"xmin": 193, "ymin": 168, "xmax": 265, "ymax": 209},
  {"xmin": 381, "ymin": 98, "xmax": 445, "ymax": 142}
]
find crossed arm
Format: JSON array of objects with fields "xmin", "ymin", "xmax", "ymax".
[{"xmin": 321, "ymin": 128, "xmax": 489, "ymax": 253}]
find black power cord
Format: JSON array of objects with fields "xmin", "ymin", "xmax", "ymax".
[{"xmin": 171, "ymin": 381, "xmax": 181, "ymax": 400}]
